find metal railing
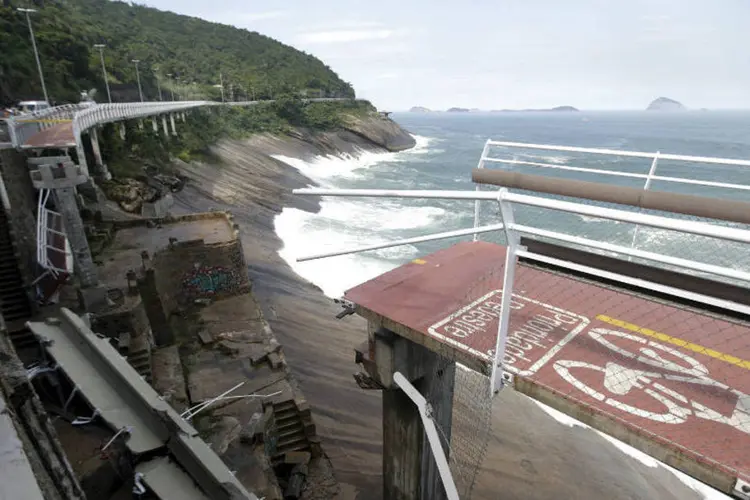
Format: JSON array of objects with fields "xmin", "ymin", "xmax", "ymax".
[
  {"xmin": 36, "ymin": 188, "xmax": 73, "ymax": 277},
  {"xmin": 472, "ymin": 140, "xmax": 750, "ymax": 245},
  {"xmin": 290, "ymin": 186, "xmax": 750, "ymax": 385},
  {"xmin": 292, "ymin": 184, "xmax": 750, "ymax": 500},
  {"xmin": 7, "ymin": 104, "xmax": 88, "ymax": 149},
  {"xmin": 7, "ymin": 98, "xmax": 361, "ymax": 149}
]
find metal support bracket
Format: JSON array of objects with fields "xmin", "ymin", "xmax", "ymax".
[
  {"xmin": 490, "ymin": 188, "xmax": 522, "ymax": 396},
  {"xmin": 734, "ymin": 478, "xmax": 750, "ymax": 500},
  {"xmin": 334, "ymin": 298, "xmax": 356, "ymax": 319},
  {"xmin": 72, "ymin": 408, "xmax": 100, "ymax": 426}
]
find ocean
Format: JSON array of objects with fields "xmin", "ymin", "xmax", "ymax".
[{"xmin": 274, "ymin": 111, "xmax": 750, "ymax": 298}]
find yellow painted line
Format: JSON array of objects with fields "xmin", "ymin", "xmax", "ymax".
[
  {"xmin": 597, "ymin": 314, "xmax": 750, "ymax": 370},
  {"xmin": 412, "ymin": 258, "xmax": 427, "ymax": 265}
]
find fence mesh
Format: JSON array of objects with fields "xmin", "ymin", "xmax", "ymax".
[
  {"xmin": 421, "ymin": 345, "xmax": 494, "ymax": 498},
  {"xmin": 470, "ymin": 143, "xmax": 750, "ymax": 493}
]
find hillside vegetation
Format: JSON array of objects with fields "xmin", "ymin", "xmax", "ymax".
[
  {"xmin": 0, "ymin": 0, "xmax": 355, "ymax": 105},
  {"xmin": 99, "ymin": 98, "xmax": 377, "ymax": 177}
]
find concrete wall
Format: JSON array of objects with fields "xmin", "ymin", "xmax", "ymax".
[
  {"xmin": 91, "ymin": 298, "xmax": 152, "ymax": 348},
  {"xmin": 152, "ymin": 238, "xmax": 250, "ymax": 311},
  {"xmin": 0, "ymin": 149, "xmax": 38, "ymax": 289}
]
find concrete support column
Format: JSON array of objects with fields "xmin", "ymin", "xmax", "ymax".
[
  {"xmin": 161, "ymin": 116, "xmax": 169, "ymax": 137},
  {"xmin": 119, "ymin": 123, "xmax": 126, "ymax": 140},
  {"xmin": 169, "ymin": 114, "xmax": 177, "ymax": 136},
  {"xmin": 90, "ymin": 129, "xmax": 103, "ymax": 168},
  {"xmin": 89, "ymin": 129, "xmax": 111, "ymax": 181},
  {"xmin": 53, "ymin": 187, "xmax": 97, "ymax": 288},
  {"xmin": 151, "ymin": 119, "xmax": 157, "ymax": 132},
  {"xmin": 383, "ymin": 386, "xmax": 423, "ymax": 500},
  {"xmin": 371, "ymin": 327, "xmax": 456, "ymax": 500},
  {"xmin": 421, "ymin": 362, "xmax": 455, "ymax": 500}
]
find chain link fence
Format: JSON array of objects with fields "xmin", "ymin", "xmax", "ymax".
[
  {"xmin": 295, "ymin": 139, "xmax": 750, "ymax": 498},
  {"xmin": 473, "ymin": 142, "xmax": 750, "ymax": 496}
]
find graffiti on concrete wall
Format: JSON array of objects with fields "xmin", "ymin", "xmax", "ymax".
[{"xmin": 182, "ymin": 265, "xmax": 240, "ymax": 296}]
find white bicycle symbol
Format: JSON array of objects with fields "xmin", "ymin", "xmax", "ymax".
[{"xmin": 554, "ymin": 327, "xmax": 750, "ymax": 434}]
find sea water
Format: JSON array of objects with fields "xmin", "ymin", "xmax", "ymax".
[{"xmin": 274, "ymin": 110, "xmax": 750, "ymax": 298}]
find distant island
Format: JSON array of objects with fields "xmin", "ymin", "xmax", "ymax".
[
  {"xmin": 409, "ymin": 106, "xmax": 432, "ymax": 113},
  {"xmin": 647, "ymin": 97, "xmax": 686, "ymax": 111},
  {"xmin": 447, "ymin": 107, "xmax": 471, "ymax": 113},
  {"xmin": 492, "ymin": 106, "xmax": 579, "ymax": 113}
]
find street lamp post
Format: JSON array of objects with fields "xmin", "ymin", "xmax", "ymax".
[
  {"xmin": 132, "ymin": 59, "xmax": 144, "ymax": 102},
  {"xmin": 93, "ymin": 44, "xmax": 112, "ymax": 103},
  {"xmin": 154, "ymin": 66, "xmax": 163, "ymax": 101},
  {"xmin": 17, "ymin": 8, "xmax": 49, "ymax": 103},
  {"xmin": 166, "ymin": 74, "xmax": 175, "ymax": 101}
]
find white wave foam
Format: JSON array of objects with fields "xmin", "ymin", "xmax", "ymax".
[
  {"xmin": 541, "ymin": 155, "xmax": 569, "ymax": 165},
  {"xmin": 275, "ymin": 206, "xmax": 403, "ymax": 297},
  {"xmin": 272, "ymin": 150, "xmax": 396, "ymax": 184},
  {"xmin": 272, "ymin": 134, "xmax": 436, "ymax": 184},
  {"xmin": 274, "ymin": 135, "xmax": 441, "ymax": 297}
]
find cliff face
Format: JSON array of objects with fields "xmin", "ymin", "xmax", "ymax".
[{"xmin": 340, "ymin": 115, "xmax": 416, "ymax": 152}]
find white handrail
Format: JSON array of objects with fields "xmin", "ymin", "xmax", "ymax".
[
  {"xmin": 292, "ymin": 187, "xmax": 750, "ymax": 316},
  {"xmin": 487, "ymin": 140, "xmax": 750, "ymax": 166},
  {"xmin": 393, "ymin": 372, "xmax": 460, "ymax": 500},
  {"xmin": 475, "ymin": 140, "xmax": 750, "ymax": 245},
  {"xmin": 292, "ymin": 187, "xmax": 750, "ymax": 245},
  {"xmin": 9, "ymin": 98, "xmax": 361, "ymax": 149},
  {"xmin": 36, "ymin": 188, "xmax": 72, "ymax": 276},
  {"xmin": 297, "ymin": 223, "xmax": 506, "ymax": 262}
]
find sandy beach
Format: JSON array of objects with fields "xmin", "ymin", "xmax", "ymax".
[{"xmin": 172, "ymin": 134, "xmax": 708, "ymax": 500}]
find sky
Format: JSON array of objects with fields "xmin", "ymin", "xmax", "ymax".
[{"xmin": 139, "ymin": 0, "xmax": 750, "ymax": 111}]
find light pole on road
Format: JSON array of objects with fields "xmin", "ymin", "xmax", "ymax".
[
  {"xmin": 93, "ymin": 44, "xmax": 112, "ymax": 103},
  {"xmin": 17, "ymin": 8, "xmax": 49, "ymax": 103},
  {"xmin": 166, "ymin": 74, "xmax": 175, "ymax": 101},
  {"xmin": 132, "ymin": 59, "xmax": 144, "ymax": 102}
]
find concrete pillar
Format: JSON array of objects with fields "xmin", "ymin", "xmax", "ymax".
[
  {"xmin": 384, "ymin": 386, "xmax": 423, "ymax": 500},
  {"xmin": 119, "ymin": 123, "xmax": 126, "ymax": 140},
  {"xmin": 137, "ymin": 269, "xmax": 175, "ymax": 346},
  {"xmin": 53, "ymin": 187, "xmax": 97, "ymax": 288},
  {"xmin": 139, "ymin": 120, "xmax": 145, "ymax": 130},
  {"xmin": 170, "ymin": 114, "xmax": 177, "ymax": 136},
  {"xmin": 88, "ymin": 129, "xmax": 111, "ymax": 181},
  {"xmin": 151, "ymin": 119, "xmax": 157, "ymax": 132},
  {"xmin": 371, "ymin": 328, "xmax": 456, "ymax": 500},
  {"xmin": 421, "ymin": 363, "xmax": 455, "ymax": 500},
  {"xmin": 161, "ymin": 116, "xmax": 169, "ymax": 137}
]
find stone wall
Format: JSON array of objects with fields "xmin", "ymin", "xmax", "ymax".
[
  {"xmin": 91, "ymin": 298, "xmax": 151, "ymax": 344},
  {"xmin": 0, "ymin": 149, "xmax": 38, "ymax": 290},
  {"xmin": 152, "ymin": 238, "xmax": 251, "ymax": 311}
]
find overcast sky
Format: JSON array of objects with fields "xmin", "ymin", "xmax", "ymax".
[{"xmin": 140, "ymin": 0, "xmax": 749, "ymax": 111}]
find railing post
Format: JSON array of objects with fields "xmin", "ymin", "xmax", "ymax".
[
  {"xmin": 491, "ymin": 188, "xmax": 520, "ymax": 395},
  {"xmin": 630, "ymin": 151, "xmax": 660, "ymax": 250},
  {"xmin": 473, "ymin": 140, "xmax": 491, "ymax": 241}
]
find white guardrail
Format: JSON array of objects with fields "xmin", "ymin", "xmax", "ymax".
[
  {"xmin": 36, "ymin": 188, "xmax": 73, "ymax": 278},
  {"xmin": 6, "ymin": 103, "xmax": 88, "ymax": 148},
  {"xmin": 6, "ymin": 98, "xmax": 358, "ymax": 150},
  {"xmin": 290, "ymin": 185, "xmax": 750, "ymax": 381},
  {"xmin": 473, "ymin": 140, "xmax": 750, "ymax": 247}
]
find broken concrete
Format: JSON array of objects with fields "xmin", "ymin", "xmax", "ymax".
[{"xmin": 152, "ymin": 345, "xmax": 189, "ymax": 412}]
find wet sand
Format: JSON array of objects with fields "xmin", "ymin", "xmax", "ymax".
[{"xmin": 172, "ymin": 136, "xmax": 707, "ymax": 500}]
